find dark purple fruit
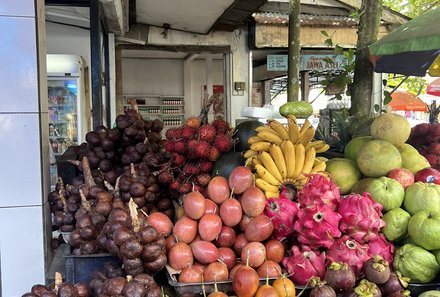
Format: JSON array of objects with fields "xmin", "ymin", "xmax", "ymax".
[
  {"xmin": 325, "ymin": 262, "xmax": 356, "ymax": 292},
  {"xmin": 363, "ymin": 256, "xmax": 391, "ymax": 285}
]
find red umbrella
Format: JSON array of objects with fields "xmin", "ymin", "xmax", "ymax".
[
  {"xmin": 388, "ymin": 91, "xmax": 428, "ymax": 112},
  {"xmin": 427, "ymin": 78, "xmax": 440, "ymax": 97}
]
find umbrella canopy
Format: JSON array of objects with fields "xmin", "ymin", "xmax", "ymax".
[
  {"xmin": 369, "ymin": 7, "xmax": 440, "ymax": 76},
  {"xmin": 427, "ymin": 78, "xmax": 440, "ymax": 96},
  {"xmin": 388, "ymin": 91, "xmax": 428, "ymax": 112}
]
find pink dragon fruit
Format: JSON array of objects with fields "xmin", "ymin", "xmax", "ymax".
[
  {"xmin": 327, "ymin": 235, "xmax": 371, "ymax": 277},
  {"xmin": 297, "ymin": 174, "xmax": 340, "ymax": 210},
  {"xmin": 338, "ymin": 192, "xmax": 385, "ymax": 243},
  {"xmin": 264, "ymin": 194, "xmax": 299, "ymax": 240},
  {"xmin": 282, "ymin": 245, "xmax": 326, "ymax": 285},
  {"xmin": 293, "ymin": 203, "xmax": 342, "ymax": 249},
  {"xmin": 367, "ymin": 233, "xmax": 395, "ymax": 263}
]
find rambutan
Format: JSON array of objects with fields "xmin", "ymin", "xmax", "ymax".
[
  {"xmin": 170, "ymin": 179, "xmax": 180, "ymax": 191},
  {"xmin": 199, "ymin": 160, "xmax": 214, "ymax": 173},
  {"xmin": 181, "ymin": 125, "xmax": 197, "ymax": 139},
  {"xmin": 174, "ymin": 140, "xmax": 186, "ymax": 154},
  {"xmin": 195, "ymin": 141, "xmax": 212, "ymax": 159},
  {"xmin": 429, "ymin": 142, "xmax": 440, "ymax": 155},
  {"xmin": 184, "ymin": 162, "xmax": 201, "ymax": 175},
  {"xmin": 199, "ymin": 124, "xmax": 216, "ymax": 142},
  {"xmin": 214, "ymin": 134, "xmax": 232, "ymax": 152},
  {"xmin": 178, "ymin": 182, "xmax": 192, "ymax": 194},
  {"xmin": 165, "ymin": 128, "xmax": 177, "ymax": 140},
  {"xmin": 172, "ymin": 153, "xmax": 186, "ymax": 167},
  {"xmin": 185, "ymin": 116, "xmax": 201, "ymax": 128},
  {"xmin": 212, "ymin": 119, "xmax": 230, "ymax": 133},
  {"xmin": 158, "ymin": 170, "xmax": 174, "ymax": 184},
  {"xmin": 164, "ymin": 140, "xmax": 175, "ymax": 153},
  {"xmin": 197, "ymin": 173, "xmax": 212, "ymax": 187},
  {"xmin": 426, "ymin": 154, "xmax": 438, "ymax": 165},
  {"xmin": 208, "ymin": 147, "xmax": 220, "ymax": 161}
]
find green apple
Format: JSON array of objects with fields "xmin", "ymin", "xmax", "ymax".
[{"xmin": 366, "ymin": 176, "xmax": 405, "ymax": 212}]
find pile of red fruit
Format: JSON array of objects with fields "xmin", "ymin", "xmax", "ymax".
[
  {"xmin": 408, "ymin": 122, "xmax": 440, "ymax": 170},
  {"xmin": 158, "ymin": 117, "xmax": 235, "ymax": 195}
]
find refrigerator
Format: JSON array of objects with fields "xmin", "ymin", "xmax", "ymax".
[{"xmin": 47, "ymin": 54, "xmax": 89, "ymax": 186}]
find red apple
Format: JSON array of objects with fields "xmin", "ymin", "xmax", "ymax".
[
  {"xmin": 388, "ymin": 168, "xmax": 415, "ymax": 189},
  {"xmin": 414, "ymin": 167, "xmax": 440, "ymax": 185}
]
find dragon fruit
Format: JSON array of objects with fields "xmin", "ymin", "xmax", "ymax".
[
  {"xmin": 293, "ymin": 203, "xmax": 342, "ymax": 249},
  {"xmin": 297, "ymin": 174, "xmax": 340, "ymax": 210},
  {"xmin": 367, "ymin": 233, "xmax": 395, "ymax": 263},
  {"xmin": 282, "ymin": 246, "xmax": 326, "ymax": 285},
  {"xmin": 338, "ymin": 192, "xmax": 385, "ymax": 243},
  {"xmin": 327, "ymin": 235, "xmax": 371, "ymax": 277},
  {"xmin": 264, "ymin": 194, "xmax": 299, "ymax": 240}
]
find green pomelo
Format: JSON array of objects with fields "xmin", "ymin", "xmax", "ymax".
[
  {"xmin": 400, "ymin": 148, "xmax": 431, "ymax": 174},
  {"xmin": 419, "ymin": 291, "xmax": 440, "ymax": 297},
  {"xmin": 326, "ymin": 158, "xmax": 361, "ymax": 195},
  {"xmin": 366, "ymin": 176, "xmax": 405, "ymax": 212},
  {"xmin": 356, "ymin": 140, "xmax": 402, "ymax": 177},
  {"xmin": 393, "ymin": 243, "xmax": 440, "ymax": 283},
  {"xmin": 344, "ymin": 136, "xmax": 372, "ymax": 162},
  {"xmin": 370, "ymin": 113, "xmax": 411, "ymax": 146},
  {"xmin": 279, "ymin": 101, "xmax": 313, "ymax": 118},
  {"xmin": 403, "ymin": 182, "xmax": 440, "ymax": 215},
  {"xmin": 351, "ymin": 178, "xmax": 376, "ymax": 194},
  {"xmin": 397, "ymin": 143, "xmax": 419, "ymax": 153},
  {"xmin": 382, "ymin": 208, "xmax": 411, "ymax": 241},
  {"xmin": 408, "ymin": 210, "xmax": 440, "ymax": 250}
]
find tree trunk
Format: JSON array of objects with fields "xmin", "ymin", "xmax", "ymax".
[
  {"xmin": 287, "ymin": 0, "xmax": 301, "ymax": 102},
  {"xmin": 350, "ymin": 0, "xmax": 382, "ymax": 116}
]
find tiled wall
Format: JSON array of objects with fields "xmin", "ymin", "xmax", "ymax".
[{"xmin": 0, "ymin": 0, "xmax": 48, "ymax": 296}]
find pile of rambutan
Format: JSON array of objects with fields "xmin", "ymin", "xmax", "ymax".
[{"xmin": 157, "ymin": 116, "xmax": 235, "ymax": 195}]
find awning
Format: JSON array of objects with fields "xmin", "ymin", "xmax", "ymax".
[
  {"xmin": 388, "ymin": 91, "xmax": 428, "ymax": 112},
  {"xmin": 427, "ymin": 78, "xmax": 440, "ymax": 97}
]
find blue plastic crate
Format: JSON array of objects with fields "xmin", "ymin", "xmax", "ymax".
[{"xmin": 65, "ymin": 253, "xmax": 121, "ymax": 283}]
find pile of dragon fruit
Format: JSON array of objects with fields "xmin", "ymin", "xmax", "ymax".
[{"xmin": 265, "ymin": 174, "xmax": 394, "ymax": 286}]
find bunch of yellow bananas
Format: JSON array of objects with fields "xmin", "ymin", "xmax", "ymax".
[{"xmin": 244, "ymin": 115, "xmax": 329, "ymax": 197}]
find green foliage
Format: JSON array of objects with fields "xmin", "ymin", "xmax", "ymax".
[
  {"xmin": 385, "ymin": 75, "xmax": 427, "ymax": 95},
  {"xmin": 383, "ymin": 0, "xmax": 439, "ymax": 18}
]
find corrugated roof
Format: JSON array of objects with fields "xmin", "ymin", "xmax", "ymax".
[{"xmin": 252, "ymin": 12, "xmax": 358, "ymax": 26}]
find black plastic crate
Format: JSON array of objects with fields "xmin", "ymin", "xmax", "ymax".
[{"xmin": 65, "ymin": 253, "xmax": 121, "ymax": 283}]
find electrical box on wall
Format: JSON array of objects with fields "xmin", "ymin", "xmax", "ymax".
[{"xmin": 233, "ymin": 81, "xmax": 245, "ymax": 96}]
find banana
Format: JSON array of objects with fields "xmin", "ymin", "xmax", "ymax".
[
  {"xmin": 316, "ymin": 144, "xmax": 330, "ymax": 153},
  {"xmin": 313, "ymin": 158, "xmax": 322, "ymax": 167},
  {"xmin": 255, "ymin": 164, "xmax": 281, "ymax": 186},
  {"xmin": 256, "ymin": 178, "xmax": 280, "ymax": 193},
  {"xmin": 287, "ymin": 116, "xmax": 300, "ymax": 143},
  {"xmin": 255, "ymin": 126, "xmax": 278, "ymax": 134},
  {"xmin": 259, "ymin": 151, "xmax": 283, "ymax": 182},
  {"xmin": 306, "ymin": 140, "xmax": 326, "ymax": 149},
  {"xmin": 270, "ymin": 144, "xmax": 287, "ymax": 179},
  {"xmin": 244, "ymin": 149, "xmax": 257, "ymax": 158},
  {"xmin": 299, "ymin": 126, "xmax": 315, "ymax": 146},
  {"xmin": 268, "ymin": 120, "xmax": 290, "ymax": 140},
  {"xmin": 301, "ymin": 147, "xmax": 317, "ymax": 175},
  {"xmin": 310, "ymin": 161, "xmax": 327, "ymax": 174},
  {"xmin": 248, "ymin": 136, "xmax": 264, "ymax": 145},
  {"xmin": 283, "ymin": 140, "xmax": 296, "ymax": 178},
  {"xmin": 292, "ymin": 143, "xmax": 305, "ymax": 178},
  {"xmin": 316, "ymin": 156, "xmax": 329, "ymax": 162},
  {"xmin": 265, "ymin": 190, "xmax": 280, "ymax": 198},
  {"xmin": 257, "ymin": 131, "xmax": 283, "ymax": 146},
  {"xmin": 251, "ymin": 157, "xmax": 262, "ymax": 167},
  {"xmin": 299, "ymin": 119, "xmax": 312, "ymax": 138},
  {"xmin": 250, "ymin": 142, "xmax": 272, "ymax": 152}
]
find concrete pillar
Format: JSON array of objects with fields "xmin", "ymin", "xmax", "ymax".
[{"xmin": 0, "ymin": 0, "xmax": 49, "ymax": 295}]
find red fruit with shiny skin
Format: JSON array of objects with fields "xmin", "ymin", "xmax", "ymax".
[
  {"xmin": 257, "ymin": 260, "xmax": 282, "ymax": 278},
  {"xmin": 220, "ymin": 198, "xmax": 243, "ymax": 227},
  {"xmin": 198, "ymin": 213, "xmax": 223, "ymax": 241},
  {"xmin": 207, "ymin": 176, "xmax": 231, "ymax": 204},
  {"xmin": 204, "ymin": 199, "xmax": 219, "ymax": 215},
  {"xmin": 145, "ymin": 212, "xmax": 173, "ymax": 237},
  {"xmin": 204, "ymin": 262, "xmax": 229, "ymax": 282},
  {"xmin": 233, "ymin": 265, "xmax": 260, "ymax": 297},
  {"xmin": 241, "ymin": 186, "xmax": 266, "ymax": 217},
  {"xmin": 218, "ymin": 247, "xmax": 237, "ymax": 270},
  {"xmin": 265, "ymin": 239, "xmax": 285, "ymax": 264},
  {"xmin": 228, "ymin": 166, "xmax": 254, "ymax": 194},
  {"xmin": 245, "ymin": 215, "xmax": 274, "ymax": 242},
  {"xmin": 192, "ymin": 241, "xmax": 220, "ymax": 265},
  {"xmin": 388, "ymin": 168, "xmax": 415, "ymax": 189},
  {"xmin": 239, "ymin": 214, "xmax": 252, "ymax": 232},
  {"xmin": 415, "ymin": 167, "xmax": 440, "ymax": 184},
  {"xmin": 168, "ymin": 242, "xmax": 194, "ymax": 270},
  {"xmin": 173, "ymin": 216, "xmax": 198, "ymax": 244},
  {"xmin": 230, "ymin": 263, "xmax": 245, "ymax": 280},
  {"xmin": 184, "ymin": 191, "xmax": 206, "ymax": 220},
  {"xmin": 233, "ymin": 233, "xmax": 249, "ymax": 256},
  {"xmin": 241, "ymin": 242, "xmax": 266, "ymax": 268},
  {"xmin": 214, "ymin": 226, "xmax": 237, "ymax": 247},
  {"xmin": 178, "ymin": 266, "xmax": 203, "ymax": 283}
]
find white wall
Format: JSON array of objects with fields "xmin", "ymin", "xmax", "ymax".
[
  {"xmin": 121, "ymin": 58, "xmax": 184, "ymax": 95},
  {"xmin": 46, "ymin": 22, "xmax": 90, "ymax": 67}
]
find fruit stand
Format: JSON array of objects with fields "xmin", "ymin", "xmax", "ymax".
[{"xmin": 20, "ymin": 99, "xmax": 440, "ymax": 297}]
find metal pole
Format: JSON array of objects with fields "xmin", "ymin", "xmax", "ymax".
[
  {"xmin": 287, "ymin": 0, "xmax": 301, "ymax": 102},
  {"xmin": 90, "ymin": 0, "xmax": 102, "ymax": 129}
]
